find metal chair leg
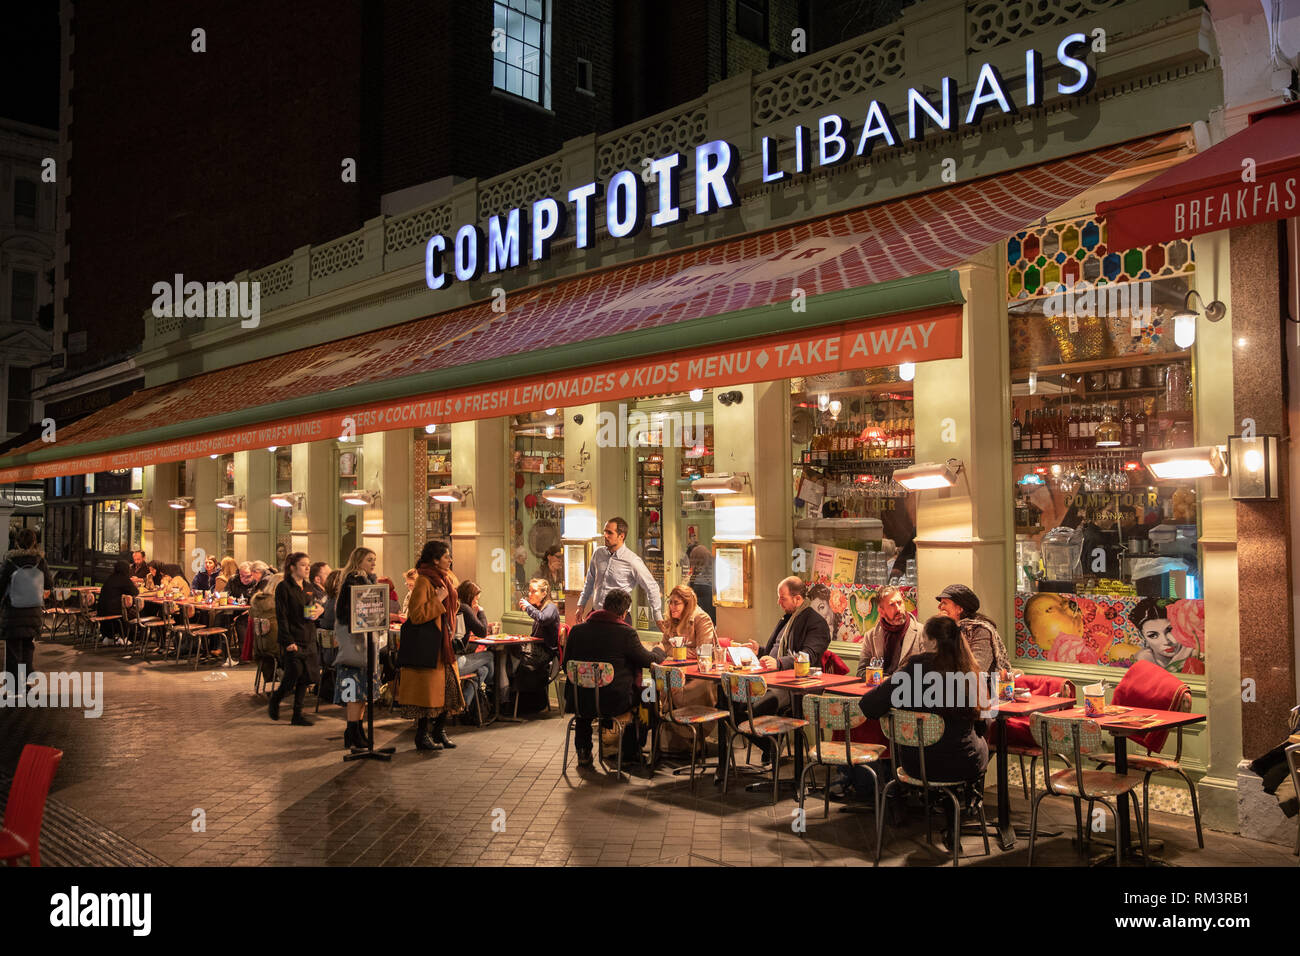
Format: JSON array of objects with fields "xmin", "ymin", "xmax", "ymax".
[
  {"xmin": 1132, "ymin": 795, "xmax": 1150, "ymax": 865},
  {"xmin": 875, "ymin": 779, "xmax": 897, "ymax": 864},
  {"xmin": 770, "ymin": 739, "xmax": 780, "ymax": 807},
  {"xmin": 688, "ymin": 727, "xmax": 698, "ymax": 794},
  {"xmin": 1073, "ymin": 796, "xmax": 1084, "ymax": 846},
  {"xmin": 823, "ymin": 765, "xmax": 832, "ymax": 819},
  {"xmin": 1018, "ymin": 754, "xmax": 1029, "ymax": 799},
  {"xmin": 1027, "ymin": 790, "xmax": 1048, "ymax": 866},
  {"xmin": 950, "ymin": 790, "xmax": 961, "ymax": 866},
  {"xmin": 562, "ymin": 717, "xmax": 572, "ymax": 774},
  {"xmin": 1174, "ymin": 768, "xmax": 1204, "ymax": 849}
]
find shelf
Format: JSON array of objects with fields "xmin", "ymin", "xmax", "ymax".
[
  {"xmin": 1015, "ymin": 446, "xmax": 1148, "ymax": 462},
  {"xmin": 1011, "ymin": 349, "xmax": 1190, "ymax": 379},
  {"xmin": 797, "ymin": 458, "xmax": 915, "ymax": 470}
]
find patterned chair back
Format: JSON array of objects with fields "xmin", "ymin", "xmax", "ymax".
[
  {"xmin": 1032, "ymin": 713, "xmax": 1106, "ymax": 799},
  {"xmin": 566, "ymin": 660, "xmax": 614, "ymax": 689},
  {"xmin": 881, "ymin": 710, "xmax": 946, "ymax": 788},
  {"xmin": 803, "ymin": 694, "xmax": 865, "ymax": 761},
  {"xmin": 80, "ymin": 590, "xmax": 97, "ymax": 611},
  {"xmin": 650, "ymin": 663, "xmax": 684, "ymax": 718}
]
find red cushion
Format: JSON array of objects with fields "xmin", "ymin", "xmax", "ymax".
[
  {"xmin": 821, "ymin": 649, "xmax": 850, "ymax": 675},
  {"xmin": 1015, "ymin": 673, "xmax": 1070, "ymax": 697},
  {"xmin": 995, "ymin": 674, "xmax": 1074, "ymax": 749},
  {"xmin": 1111, "ymin": 660, "xmax": 1189, "ymax": 754}
]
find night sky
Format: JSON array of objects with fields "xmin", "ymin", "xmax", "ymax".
[{"xmin": 1, "ymin": 1, "xmax": 59, "ymax": 129}]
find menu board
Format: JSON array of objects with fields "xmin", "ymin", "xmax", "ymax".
[
  {"xmin": 714, "ymin": 543, "xmax": 750, "ymax": 607},
  {"xmin": 563, "ymin": 542, "xmax": 587, "ymax": 591},
  {"xmin": 349, "ymin": 583, "xmax": 389, "ymax": 633}
]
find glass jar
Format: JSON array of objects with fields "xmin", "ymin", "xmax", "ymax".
[{"xmin": 1165, "ymin": 363, "xmax": 1189, "ymax": 411}]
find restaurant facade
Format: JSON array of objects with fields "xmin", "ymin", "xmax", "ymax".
[{"xmin": 3, "ymin": 0, "xmax": 1297, "ymax": 841}]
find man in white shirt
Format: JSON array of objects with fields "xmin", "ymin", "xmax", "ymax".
[{"xmin": 576, "ymin": 517, "xmax": 664, "ymax": 627}]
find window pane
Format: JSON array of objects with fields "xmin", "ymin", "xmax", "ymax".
[
  {"xmin": 523, "ymin": 72, "xmax": 538, "ymax": 102},
  {"xmin": 522, "ymin": 44, "xmax": 539, "ymax": 76},
  {"xmin": 11, "ymin": 270, "xmax": 36, "ymax": 323},
  {"xmin": 494, "ymin": 59, "xmax": 506, "ymax": 89},
  {"xmin": 527, "ymin": 0, "xmax": 542, "ymax": 19},
  {"xmin": 507, "ymin": 9, "xmax": 523, "ymax": 39},
  {"xmin": 509, "ymin": 0, "xmax": 526, "ymax": 11},
  {"xmin": 14, "ymin": 179, "xmax": 37, "ymax": 221},
  {"xmin": 507, "ymin": 36, "xmax": 523, "ymax": 68},
  {"xmin": 524, "ymin": 17, "xmax": 540, "ymax": 47},
  {"xmin": 493, "ymin": 2, "xmax": 507, "ymax": 30},
  {"xmin": 507, "ymin": 65, "xmax": 523, "ymax": 96}
]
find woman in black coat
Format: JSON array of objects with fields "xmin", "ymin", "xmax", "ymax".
[
  {"xmin": 0, "ymin": 528, "xmax": 53, "ymax": 687},
  {"xmin": 268, "ymin": 552, "xmax": 324, "ymax": 726},
  {"xmin": 97, "ymin": 561, "xmax": 139, "ymax": 644}
]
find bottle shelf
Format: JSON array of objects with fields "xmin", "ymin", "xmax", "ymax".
[
  {"xmin": 797, "ymin": 457, "xmax": 915, "ymax": 470},
  {"xmin": 1014, "ymin": 445, "xmax": 1148, "ymax": 462}
]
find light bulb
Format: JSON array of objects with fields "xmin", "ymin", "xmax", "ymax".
[
  {"xmin": 209, "ymin": 454, "xmax": 218, "ymax": 459},
  {"xmin": 545, "ymin": 407, "xmax": 557, "ymax": 416},
  {"xmin": 1244, "ymin": 448, "xmax": 1263, "ymax": 472},
  {"xmin": 828, "ymin": 400, "xmax": 842, "ymax": 418},
  {"xmin": 689, "ymin": 388, "xmax": 704, "ymax": 402},
  {"xmin": 424, "ymin": 423, "xmax": 437, "ymax": 434},
  {"xmin": 545, "ymin": 425, "xmax": 556, "ymax": 439},
  {"xmin": 267, "ymin": 446, "xmax": 276, "ymax": 452},
  {"xmin": 817, "ymin": 394, "xmax": 830, "ymax": 411},
  {"xmin": 1174, "ymin": 312, "xmax": 1196, "ymax": 348},
  {"xmin": 1028, "ymin": 371, "xmax": 1038, "ymax": 395},
  {"xmin": 898, "ymin": 361, "xmax": 915, "ymax": 382}
]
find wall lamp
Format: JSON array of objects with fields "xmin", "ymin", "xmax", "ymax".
[
  {"xmin": 167, "ymin": 496, "xmax": 194, "ymax": 510},
  {"xmin": 1141, "ymin": 445, "xmax": 1228, "ymax": 480},
  {"xmin": 429, "ymin": 484, "xmax": 473, "ymax": 504},
  {"xmin": 541, "ymin": 480, "xmax": 590, "ymax": 505},
  {"xmin": 270, "ymin": 492, "xmax": 305, "ymax": 510},
  {"xmin": 691, "ymin": 472, "xmax": 751, "ymax": 495},
  {"xmin": 892, "ymin": 459, "xmax": 965, "ymax": 490},
  {"xmin": 341, "ymin": 490, "xmax": 379, "ymax": 506},
  {"xmin": 1227, "ymin": 434, "xmax": 1279, "ymax": 499},
  {"xmin": 214, "ymin": 494, "xmax": 245, "ymax": 511},
  {"xmin": 717, "ymin": 390, "xmax": 744, "ymax": 406},
  {"xmin": 125, "ymin": 499, "xmax": 146, "ymax": 512},
  {"xmin": 1171, "ymin": 290, "xmax": 1226, "ymax": 348}
]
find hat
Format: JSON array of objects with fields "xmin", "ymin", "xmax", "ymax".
[{"xmin": 936, "ymin": 584, "xmax": 980, "ymax": 616}]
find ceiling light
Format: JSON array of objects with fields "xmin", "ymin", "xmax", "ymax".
[
  {"xmin": 1095, "ymin": 411, "xmax": 1123, "ymax": 447},
  {"xmin": 691, "ymin": 472, "xmax": 751, "ymax": 495},
  {"xmin": 541, "ymin": 480, "xmax": 590, "ymax": 505},
  {"xmin": 267, "ymin": 446, "xmax": 277, "ymax": 452},
  {"xmin": 689, "ymin": 388, "xmax": 704, "ymax": 402},
  {"xmin": 125, "ymin": 499, "xmax": 144, "ymax": 512},
  {"xmin": 1142, "ymin": 446, "xmax": 1227, "ymax": 480},
  {"xmin": 425, "ymin": 423, "xmax": 438, "ymax": 434},
  {"xmin": 828, "ymin": 400, "xmax": 842, "ymax": 419},
  {"xmin": 898, "ymin": 361, "xmax": 915, "ymax": 382},
  {"xmin": 429, "ymin": 484, "xmax": 471, "ymax": 504},
  {"xmin": 545, "ymin": 425, "xmax": 556, "ymax": 439},
  {"xmin": 209, "ymin": 454, "xmax": 218, "ymax": 460},
  {"xmin": 817, "ymin": 394, "xmax": 830, "ymax": 411},
  {"xmin": 167, "ymin": 496, "xmax": 194, "ymax": 510},
  {"xmin": 892, "ymin": 460, "xmax": 963, "ymax": 490},
  {"xmin": 545, "ymin": 407, "xmax": 557, "ymax": 416},
  {"xmin": 341, "ymin": 490, "xmax": 378, "ymax": 506},
  {"xmin": 214, "ymin": 494, "xmax": 244, "ymax": 510}
]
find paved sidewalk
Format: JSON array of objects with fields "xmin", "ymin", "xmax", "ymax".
[{"xmin": 1, "ymin": 640, "xmax": 1295, "ymax": 867}]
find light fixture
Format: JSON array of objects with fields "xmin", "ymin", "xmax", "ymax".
[
  {"xmin": 690, "ymin": 472, "xmax": 751, "ymax": 495},
  {"xmin": 341, "ymin": 490, "xmax": 378, "ymax": 506},
  {"xmin": 1017, "ymin": 473, "xmax": 1044, "ymax": 485},
  {"xmin": 1227, "ymin": 434, "xmax": 1279, "ymax": 499},
  {"xmin": 209, "ymin": 454, "xmax": 218, "ymax": 460},
  {"xmin": 892, "ymin": 459, "xmax": 964, "ymax": 490},
  {"xmin": 270, "ymin": 492, "xmax": 304, "ymax": 509},
  {"xmin": 828, "ymin": 399, "xmax": 843, "ymax": 419},
  {"xmin": 1095, "ymin": 410, "xmax": 1123, "ymax": 447},
  {"xmin": 817, "ymin": 394, "xmax": 830, "ymax": 411},
  {"xmin": 545, "ymin": 407, "xmax": 557, "ymax": 416},
  {"xmin": 572, "ymin": 413, "xmax": 584, "ymax": 425},
  {"xmin": 424, "ymin": 423, "xmax": 438, "ymax": 434},
  {"xmin": 429, "ymin": 484, "xmax": 472, "ymax": 504},
  {"xmin": 717, "ymin": 390, "xmax": 744, "ymax": 406},
  {"xmin": 267, "ymin": 446, "xmax": 277, "ymax": 452},
  {"xmin": 1171, "ymin": 290, "xmax": 1226, "ymax": 348},
  {"xmin": 689, "ymin": 388, "xmax": 704, "ymax": 402},
  {"xmin": 214, "ymin": 494, "xmax": 244, "ymax": 510},
  {"xmin": 167, "ymin": 496, "xmax": 194, "ymax": 510},
  {"xmin": 898, "ymin": 361, "xmax": 915, "ymax": 382},
  {"xmin": 1028, "ymin": 371, "xmax": 1038, "ymax": 395},
  {"xmin": 541, "ymin": 480, "xmax": 590, "ymax": 505},
  {"xmin": 1142, "ymin": 445, "xmax": 1227, "ymax": 480},
  {"xmin": 125, "ymin": 499, "xmax": 144, "ymax": 512},
  {"xmin": 545, "ymin": 425, "xmax": 556, "ymax": 439}
]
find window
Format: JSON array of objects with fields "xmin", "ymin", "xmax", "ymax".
[
  {"xmin": 10, "ymin": 270, "xmax": 36, "ymax": 323},
  {"xmin": 736, "ymin": 0, "xmax": 768, "ymax": 45},
  {"xmin": 493, "ymin": 0, "xmax": 550, "ymax": 107},
  {"xmin": 13, "ymin": 179, "xmax": 37, "ymax": 224},
  {"xmin": 510, "ymin": 411, "xmax": 565, "ymax": 607},
  {"xmin": 575, "ymin": 57, "xmax": 593, "ymax": 94},
  {"xmin": 7, "ymin": 365, "xmax": 32, "ymax": 436}
]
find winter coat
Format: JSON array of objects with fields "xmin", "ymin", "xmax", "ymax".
[{"xmin": 0, "ymin": 548, "xmax": 54, "ymax": 643}]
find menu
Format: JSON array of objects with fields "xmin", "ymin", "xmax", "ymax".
[{"xmin": 349, "ymin": 583, "xmax": 389, "ymax": 633}]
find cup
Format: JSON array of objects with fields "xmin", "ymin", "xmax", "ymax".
[
  {"xmin": 794, "ymin": 652, "xmax": 810, "ymax": 677},
  {"xmin": 1083, "ymin": 682, "xmax": 1107, "ymax": 717},
  {"xmin": 809, "ymin": 667, "xmax": 822, "ymax": 678},
  {"xmin": 488, "ymin": 622, "xmax": 501, "ymax": 635},
  {"xmin": 304, "ymin": 604, "xmax": 317, "ymax": 619},
  {"xmin": 670, "ymin": 638, "xmax": 687, "ymax": 661},
  {"xmin": 866, "ymin": 665, "xmax": 884, "ymax": 686},
  {"xmin": 697, "ymin": 656, "xmax": 712, "ymax": 673},
  {"xmin": 998, "ymin": 670, "xmax": 1017, "ymax": 702}
]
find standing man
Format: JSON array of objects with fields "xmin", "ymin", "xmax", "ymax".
[{"xmin": 576, "ymin": 517, "xmax": 664, "ymax": 628}]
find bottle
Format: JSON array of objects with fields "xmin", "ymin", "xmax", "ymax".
[
  {"xmin": 1012, "ymin": 412, "xmax": 1022, "ymax": 452},
  {"xmin": 1042, "ymin": 407, "xmax": 1055, "ymax": 452},
  {"xmin": 1121, "ymin": 401, "xmax": 1135, "ymax": 447},
  {"xmin": 1066, "ymin": 405, "xmax": 1079, "ymax": 452},
  {"xmin": 1134, "ymin": 400, "xmax": 1148, "ymax": 449}
]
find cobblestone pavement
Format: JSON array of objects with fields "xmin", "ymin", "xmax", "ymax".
[{"xmin": 2, "ymin": 639, "xmax": 1295, "ymax": 867}]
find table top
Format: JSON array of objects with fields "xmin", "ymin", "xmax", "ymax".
[
  {"xmin": 180, "ymin": 601, "xmax": 245, "ymax": 613},
  {"xmin": 679, "ymin": 662, "xmax": 778, "ymax": 682},
  {"xmin": 764, "ymin": 669, "xmax": 859, "ymax": 691},
  {"xmin": 827, "ymin": 680, "xmax": 879, "ymax": 697},
  {"xmin": 71, "ymin": 586, "xmax": 101, "ymax": 592},
  {"xmin": 1041, "ymin": 705, "xmax": 1206, "ymax": 734},
  {"xmin": 473, "ymin": 635, "xmax": 540, "ymax": 644},
  {"xmin": 990, "ymin": 694, "xmax": 1077, "ymax": 717}
]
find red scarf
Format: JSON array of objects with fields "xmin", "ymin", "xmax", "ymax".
[{"xmin": 417, "ymin": 562, "xmax": 457, "ymax": 664}]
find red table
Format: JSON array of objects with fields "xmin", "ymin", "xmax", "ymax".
[
  {"xmin": 469, "ymin": 635, "xmax": 541, "ymax": 722},
  {"xmin": 1034, "ymin": 705, "xmax": 1206, "ymax": 862},
  {"xmin": 985, "ymin": 695, "xmax": 1075, "ymax": 850}
]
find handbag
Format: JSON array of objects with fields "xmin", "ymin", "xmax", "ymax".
[{"xmin": 398, "ymin": 615, "xmax": 443, "ymax": 670}]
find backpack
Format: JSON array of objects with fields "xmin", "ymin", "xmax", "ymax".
[{"xmin": 6, "ymin": 560, "xmax": 45, "ymax": 609}]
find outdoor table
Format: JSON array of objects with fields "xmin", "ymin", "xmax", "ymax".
[
  {"xmin": 179, "ymin": 599, "xmax": 247, "ymax": 666},
  {"xmin": 984, "ymin": 694, "xmax": 1075, "ymax": 850},
  {"xmin": 469, "ymin": 634, "xmax": 540, "ymax": 722},
  {"xmin": 1038, "ymin": 704, "xmax": 1206, "ymax": 863}
]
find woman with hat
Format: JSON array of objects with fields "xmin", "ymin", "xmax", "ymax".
[{"xmin": 935, "ymin": 583, "xmax": 1009, "ymax": 677}]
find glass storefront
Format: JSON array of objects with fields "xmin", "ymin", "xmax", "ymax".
[
  {"xmin": 511, "ymin": 410, "xmax": 565, "ymax": 605},
  {"xmin": 337, "ymin": 442, "xmax": 363, "ymax": 567},
  {"xmin": 217, "ymin": 453, "xmax": 236, "ymax": 559}
]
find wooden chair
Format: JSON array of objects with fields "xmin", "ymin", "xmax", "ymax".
[
  {"xmin": 175, "ymin": 606, "xmax": 229, "ymax": 669},
  {"xmin": 0, "ymin": 744, "xmax": 63, "ymax": 867},
  {"xmin": 87, "ymin": 593, "xmax": 124, "ymax": 648},
  {"xmin": 720, "ymin": 672, "xmax": 809, "ymax": 805},
  {"xmin": 251, "ymin": 617, "xmax": 281, "ymax": 696},
  {"xmin": 800, "ymin": 694, "xmax": 886, "ymax": 843},
  {"xmin": 649, "ymin": 663, "xmax": 730, "ymax": 793},
  {"xmin": 1029, "ymin": 712, "xmax": 1150, "ymax": 866},
  {"xmin": 878, "ymin": 711, "xmax": 992, "ymax": 866}
]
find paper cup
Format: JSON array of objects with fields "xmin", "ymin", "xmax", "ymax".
[
  {"xmin": 867, "ymin": 666, "xmax": 884, "ymax": 686},
  {"xmin": 1083, "ymin": 683, "xmax": 1106, "ymax": 717}
]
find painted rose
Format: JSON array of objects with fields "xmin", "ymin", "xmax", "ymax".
[
  {"xmin": 1046, "ymin": 632, "xmax": 1099, "ymax": 665},
  {"xmin": 1166, "ymin": 600, "xmax": 1204, "ymax": 653},
  {"xmin": 829, "ymin": 589, "xmax": 849, "ymax": 615}
]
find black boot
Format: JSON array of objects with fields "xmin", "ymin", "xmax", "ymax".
[
  {"xmin": 433, "ymin": 714, "xmax": 455, "ymax": 748},
  {"xmin": 344, "ymin": 722, "xmax": 361, "ymax": 749},
  {"xmin": 290, "ymin": 684, "xmax": 313, "ymax": 726},
  {"xmin": 268, "ymin": 689, "xmax": 282, "ymax": 721},
  {"xmin": 414, "ymin": 717, "xmax": 441, "ymax": 751}
]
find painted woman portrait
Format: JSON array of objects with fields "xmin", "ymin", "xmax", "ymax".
[{"xmin": 1129, "ymin": 597, "xmax": 1204, "ymax": 675}]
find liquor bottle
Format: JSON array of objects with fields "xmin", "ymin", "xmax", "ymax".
[
  {"xmin": 1121, "ymin": 401, "xmax": 1135, "ymax": 447},
  {"xmin": 1042, "ymin": 407, "xmax": 1055, "ymax": 452},
  {"xmin": 1012, "ymin": 412, "xmax": 1022, "ymax": 452},
  {"xmin": 1134, "ymin": 400, "xmax": 1148, "ymax": 449},
  {"xmin": 1026, "ymin": 410, "xmax": 1038, "ymax": 451},
  {"xmin": 1066, "ymin": 405, "xmax": 1079, "ymax": 452}
]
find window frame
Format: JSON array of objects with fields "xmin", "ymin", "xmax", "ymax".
[{"xmin": 492, "ymin": 0, "xmax": 552, "ymax": 109}]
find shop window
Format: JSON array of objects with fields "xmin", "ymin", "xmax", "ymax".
[
  {"xmin": 10, "ymin": 269, "xmax": 37, "ymax": 324},
  {"xmin": 628, "ymin": 394, "xmax": 715, "ymax": 627},
  {"xmin": 791, "ymin": 371, "xmax": 919, "ymax": 644},
  {"xmin": 1009, "ymin": 217, "xmax": 1205, "ymax": 677},
  {"xmin": 337, "ymin": 443, "xmax": 363, "ymax": 568},
  {"xmin": 421, "ymin": 427, "xmax": 453, "ymax": 547},
  {"xmin": 511, "ymin": 411, "xmax": 565, "ymax": 607},
  {"xmin": 273, "ymin": 448, "xmax": 292, "ymax": 568},
  {"xmin": 217, "ymin": 454, "xmax": 235, "ymax": 559},
  {"xmin": 13, "ymin": 179, "xmax": 37, "ymax": 224},
  {"xmin": 492, "ymin": 0, "xmax": 550, "ymax": 107}
]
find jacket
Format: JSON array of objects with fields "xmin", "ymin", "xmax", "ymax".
[
  {"xmin": 860, "ymin": 652, "xmax": 989, "ymax": 783},
  {"xmin": 858, "ymin": 614, "xmax": 929, "ymax": 678},
  {"xmin": 400, "ymin": 572, "xmax": 449, "ymax": 670},
  {"xmin": 97, "ymin": 571, "xmax": 139, "ymax": 620},
  {"xmin": 0, "ymin": 548, "xmax": 53, "ymax": 642},
  {"xmin": 563, "ymin": 610, "xmax": 665, "ymax": 717},
  {"xmin": 192, "ymin": 570, "xmax": 219, "ymax": 592},
  {"xmin": 960, "ymin": 617, "xmax": 1010, "ymax": 675},
  {"xmin": 761, "ymin": 603, "xmax": 830, "ymax": 670},
  {"xmin": 660, "ymin": 606, "xmax": 715, "ymax": 658},
  {"xmin": 520, "ymin": 599, "xmax": 560, "ymax": 652},
  {"xmin": 455, "ymin": 605, "xmax": 488, "ymax": 652},
  {"xmin": 275, "ymin": 577, "xmax": 314, "ymax": 650}
]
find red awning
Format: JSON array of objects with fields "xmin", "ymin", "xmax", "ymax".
[
  {"xmin": 1097, "ymin": 103, "xmax": 1300, "ymax": 249},
  {"xmin": 0, "ymin": 136, "xmax": 1165, "ymax": 482}
]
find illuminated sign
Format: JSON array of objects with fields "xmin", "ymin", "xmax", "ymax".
[{"xmin": 425, "ymin": 32, "xmax": 1094, "ymax": 290}]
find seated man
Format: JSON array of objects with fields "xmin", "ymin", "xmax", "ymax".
[
  {"xmin": 127, "ymin": 550, "xmax": 150, "ymax": 583},
  {"xmin": 562, "ymin": 588, "xmax": 665, "ymax": 767},
  {"xmin": 740, "ymin": 576, "xmax": 831, "ymax": 719},
  {"xmin": 224, "ymin": 562, "xmax": 258, "ymax": 602}
]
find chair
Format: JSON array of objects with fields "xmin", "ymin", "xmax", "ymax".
[
  {"xmin": 130, "ymin": 595, "xmax": 170, "ymax": 655},
  {"xmin": 998, "ymin": 674, "xmax": 1076, "ymax": 798},
  {"xmin": 1090, "ymin": 660, "xmax": 1201, "ymax": 848},
  {"xmin": 1029, "ymin": 712, "xmax": 1150, "ymax": 866},
  {"xmin": 878, "ymin": 711, "xmax": 992, "ymax": 866},
  {"xmin": 720, "ymin": 672, "xmax": 809, "ymax": 806},
  {"xmin": 251, "ymin": 617, "xmax": 281, "ymax": 696},
  {"xmin": 649, "ymin": 664, "xmax": 731, "ymax": 793},
  {"xmin": 41, "ymin": 589, "xmax": 78, "ymax": 641},
  {"xmin": 87, "ymin": 594, "xmax": 124, "ymax": 648},
  {"xmin": 0, "ymin": 744, "xmax": 63, "ymax": 867},
  {"xmin": 800, "ymin": 694, "xmax": 885, "ymax": 838},
  {"xmin": 562, "ymin": 660, "xmax": 638, "ymax": 779}
]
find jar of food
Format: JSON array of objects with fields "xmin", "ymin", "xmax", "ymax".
[
  {"xmin": 1165, "ymin": 363, "xmax": 1189, "ymax": 411},
  {"xmin": 1107, "ymin": 368, "xmax": 1126, "ymax": 390},
  {"xmin": 1147, "ymin": 365, "xmax": 1167, "ymax": 388},
  {"xmin": 1125, "ymin": 366, "xmax": 1145, "ymax": 389}
]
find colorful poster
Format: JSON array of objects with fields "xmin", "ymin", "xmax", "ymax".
[
  {"xmin": 1014, "ymin": 591, "xmax": 1205, "ymax": 674},
  {"xmin": 830, "ymin": 549, "xmax": 859, "ymax": 586},
  {"xmin": 809, "ymin": 584, "xmax": 918, "ymax": 644}
]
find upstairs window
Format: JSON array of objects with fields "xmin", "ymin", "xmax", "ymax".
[
  {"xmin": 493, "ymin": 0, "xmax": 550, "ymax": 108},
  {"xmin": 14, "ymin": 179, "xmax": 37, "ymax": 225}
]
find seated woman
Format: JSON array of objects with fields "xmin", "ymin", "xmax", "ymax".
[
  {"xmin": 215, "ymin": 556, "xmax": 240, "ymax": 592},
  {"xmin": 192, "ymin": 555, "xmax": 221, "ymax": 593},
  {"xmin": 657, "ymin": 584, "xmax": 719, "ymax": 752},
  {"xmin": 514, "ymin": 577, "xmax": 560, "ymax": 713},
  {"xmin": 860, "ymin": 614, "xmax": 989, "ymax": 840},
  {"xmin": 454, "ymin": 580, "xmax": 496, "ymax": 716}
]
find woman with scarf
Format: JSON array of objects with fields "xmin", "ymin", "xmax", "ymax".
[
  {"xmin": 398, "ymin": 540, "xmax": 464, "ymax": 750},
  {"xmin": 657, "ymin": 584, "xmax": 718, "ymax": 751},
  {"xmin": 935, "ymin": 583, "xmax": 1009, "ymax": 678}
]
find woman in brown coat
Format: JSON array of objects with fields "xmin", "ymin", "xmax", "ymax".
[
  {"xmin": 658, "ymin": 584, "xmax": 719, "ymax": 750},
  {"xmin": 399, "ymin": 539, "xmax": 464, "ymax": 750}
]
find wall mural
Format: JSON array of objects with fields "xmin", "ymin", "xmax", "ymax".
[
  {"xmin": 1015, "ymin": 592, "xmax": 1205, "ymax": 675},
  {"xmin": 816, "ymin": 584, "xmax": 918, "ymax": 644}
]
